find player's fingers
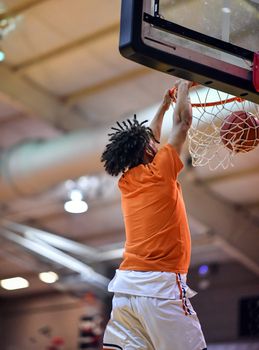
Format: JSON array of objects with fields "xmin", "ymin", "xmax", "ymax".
[
  {"xmin": 181, "ymin": 79, "xmax": 195, "ymax": 89},
  {"xmin": 174, "ymin": 79, "xmax": 182, "ymax": 88},
  {"xmin": 169, "ymin": 87, "xmax": 177, "ymax": 99}
]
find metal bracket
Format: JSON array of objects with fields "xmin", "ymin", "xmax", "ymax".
[
  {"xmin": 154, "ymin": 0, "xmax": 160, "ymax": 17},
  {"xmin": 253, "ymin": 51, "xmax": 259, "ymax": 92}
]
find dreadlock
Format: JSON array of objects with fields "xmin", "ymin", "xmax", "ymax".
[{"xmin": 101, "ymin": 115, "xmax": 159, "ymax": 176}]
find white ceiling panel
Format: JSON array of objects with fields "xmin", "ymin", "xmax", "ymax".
[
  {"xmin": 23, "ymin": 34, "xmax": 140, "ymax": 96},
  {"xmin": 3, "ymin": 0, "xmax": 121, "ymax": 65},
  {"xmin": 76, "ymin": 71, "xmax": 177, "ymax": 125},
  {"xmin": 38, "ymin": 201, "xmax": 124, "ymax": 240}
]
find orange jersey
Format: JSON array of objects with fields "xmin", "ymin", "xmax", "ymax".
[{"xmin": 118, "ymin": 144, "xmax": 191, "ymax": 274}]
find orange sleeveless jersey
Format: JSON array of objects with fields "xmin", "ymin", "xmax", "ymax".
[{"xmin": 118, "ymin": 144, "xmax": 191, "ymax": 274}]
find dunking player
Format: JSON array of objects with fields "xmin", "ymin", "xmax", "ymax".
[{"xmin": 101, "ymin": 80, "xmax": 207, "ymax": 350}]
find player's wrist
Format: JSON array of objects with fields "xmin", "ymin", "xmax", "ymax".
[{"xmin": 161, "ymin": 102, "xmax": 170, "ymax": 111}]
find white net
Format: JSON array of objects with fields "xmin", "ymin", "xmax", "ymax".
[{"xmin": 187, "ymin": 87, "xmax": 259, "ymax": 170}]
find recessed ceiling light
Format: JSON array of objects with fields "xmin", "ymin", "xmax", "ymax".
[
  {"xmin": 198, "ymin": 264, "xmax": 209, "ymax": 276},
  {"xmin": 198, "ymin": 279, "xmax": 210, "ymax": 290},
  {"xmin": 0, "ymin": 277, "xmax": 29, "ymax": 290},
  {"xmin": 39, "ymin": 271, "xmax": 59, "ymax": 284},
  {"xmin": 64, "ymin": 189, "xmax": 88, "ymax": 214},
  {"xmin": 221, "ymin": 7, "xmax": 231, "ymax": 13},
  {"xmin": 64, "ymin": 200, "xmax": 88, "ymax": 214}
]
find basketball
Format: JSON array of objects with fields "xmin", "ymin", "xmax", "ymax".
[{"xmin": 220, "ymin": 111, "xmax": 259, "ymax": 153}]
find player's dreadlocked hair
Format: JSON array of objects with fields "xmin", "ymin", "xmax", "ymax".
[{"xmin": 101, "ymin": 115, "xmax": 159, "ymax": 176}]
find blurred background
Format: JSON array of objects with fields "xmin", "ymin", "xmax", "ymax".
[{"xmin": 0, "ymin": 0, "xmax": 258, "ymax": 349}]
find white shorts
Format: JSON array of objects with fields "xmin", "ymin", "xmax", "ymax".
[{"xmin": 103, "ymin": 293, "xmax": 207, "ymax": 350}]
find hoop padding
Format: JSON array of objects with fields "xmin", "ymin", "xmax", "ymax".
[{"xmin": 183, "ymin": 87, "xmax": 259, "ymax": 170}]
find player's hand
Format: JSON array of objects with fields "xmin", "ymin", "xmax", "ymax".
[
  {"xmin": 173, "ymin": 79, "xmax": 192, "ymax": 130},
  {"xmin": 162, "ymin": 89, "xmax": 173, "ymax": 110},
  {"xmin": 174, "ymin": 79, "xmax": 192, "ymax": 89},
  {"xmin": 174, "ymin": 80, "xmax": 192, "ymax": 101},
  {"xmin": 168, "ymin": 79, "xmax": 193, "ymax": 154}
]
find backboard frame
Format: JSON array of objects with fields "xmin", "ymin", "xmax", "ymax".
[{"xmin": 119, "ymin": 0, "xmax": 259, "ymax": 103}]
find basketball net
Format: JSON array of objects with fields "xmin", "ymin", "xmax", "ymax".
[{"xmin": 171, "ymin": 85, "xmax": 259, "ymax": 170}]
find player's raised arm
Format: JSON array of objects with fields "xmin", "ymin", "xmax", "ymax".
[
  {"xmin": 168, "ymin": 80, "xmax": 193, "ymax": 155},
  {"xmin": 149, "ymin": 89, "xmax": 172, "ymax": 143}
]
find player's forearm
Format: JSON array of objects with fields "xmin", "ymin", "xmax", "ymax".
[
  {"xmin": 149, "ymin": 103, "xmax": 168, "ymax": 142},
  {"xmin": 168, "ymin": 81, "xmax": 192, "ymax": 154},
  {"xmin": 169, "ymin": 140, "xmax": 184, "ymax": 155},
  {"xmin": 168, "ymin": 121, "xmax": 189, "ymax": 155}
]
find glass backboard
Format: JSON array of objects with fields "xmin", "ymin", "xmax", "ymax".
[{"xmin": 119, "ymin": 0, "xmax": 259, "ymax": 103}]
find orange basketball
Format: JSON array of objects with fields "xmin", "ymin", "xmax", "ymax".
[{"xmin": 220, "ymin": 111, "xmax": 259, "ymax": 153}]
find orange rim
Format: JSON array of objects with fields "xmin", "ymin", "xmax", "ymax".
[{"xmin": 169, "ymin": 83, "xmax": 245, "ymax": 108}]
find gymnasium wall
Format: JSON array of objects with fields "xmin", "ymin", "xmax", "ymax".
[
  {"xmin": 188, "ymin": 261, "xmax": 259, "ymax": 344},
  {"xmin": 0, "ymin": 292, "xmax": 104, "ymax": 350},
  {"xmin": 0, "ymin": 262, "xmax": 258, "ymax": 349}
]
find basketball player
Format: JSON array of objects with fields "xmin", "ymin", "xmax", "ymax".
[{"xmin": 101, "ymin": 80, "xmax": 207, "ymax": 350}]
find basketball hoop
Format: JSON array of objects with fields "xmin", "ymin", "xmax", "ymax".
[{"xmin": 170, "ymin": 84, "xmax": 259, "ymax": 170}]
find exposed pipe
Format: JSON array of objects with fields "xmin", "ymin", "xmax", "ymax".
[
  {"xmin": 0, "ymin": 128, "xmax": 108, "ymax": 201},
  {"xmin": 0, "ymin": 102, "xmax": 164, "ymax": 202},
  {"xmin": 0, "ymin": 228, "xmax": 109, "ymax": 289}
]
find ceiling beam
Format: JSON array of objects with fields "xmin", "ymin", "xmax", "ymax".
[
  {"xmin": 10, "ymin": 0, "xmax": 193, "ymax": 73},
  {"xmin": 181, "ymin": 172, "xmax": 259, "ymax": 276},
  {"xmin": 63, "ymin": 67, "xmax": 151, "ymax": 105},
  {"xmin": 0, "ymin": 64, "xmax": 83, "ymax": 126},
  {"xmin": 0, "ymin": 228, "xmax": 109, "ymax": 289},
  {"xmin": 10, "ymin": 0, "xmax": 181, "ymax": 73},
  {"xmin": 0, "ymin": 0, "xmax": 48, "ymax": 20},
  {"xmin": 0, "ymin": 247, "xmax": 50, "ymax": 276},
  {"xmin": 12, "ymin": 22, "xmax": 119, "ymax": 73},
  {"xmin": 4, "ymin": 221, "xmax": 99, "ymax": 261}
]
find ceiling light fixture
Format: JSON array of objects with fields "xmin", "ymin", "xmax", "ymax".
[
  {"xmin": 0, "ymin": 49, "xmax": 5, "ymax": 62},
  {"xmin": 221, "ymin": 7, "xmax": 231, "ymax": 13},
  {"xmin": 64, "ymin": 189, "xmax": 88, "ymax": 214},
  {"xmin": 198, "ymin": 264, "xmax": 209, "ymax": 276},
  {"xmin": 39, "ymin": 271, "xmax": 59, "ymax": 284},
  {"xmin": 0, "ymin": 16, "xmax": 19, "ymax": 38},
  {"xmin": 198, "ymin": 279, "xmax": 210, "ymax": 290},
  {"xmin": 0, "ymin": 277, "xmax": 29, "ymax": 290}
]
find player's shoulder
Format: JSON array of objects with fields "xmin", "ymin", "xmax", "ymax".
[
  {"xmin": 151, "ymin": 144, "xmax": 184, "ymax": 178},
  {"xmin": 118, "ymin": 164, "xmax": 153, "ymax": 186},
  {"xmin": 155, "ymin": 143, "xmax": 180, "ymax": 161}
]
